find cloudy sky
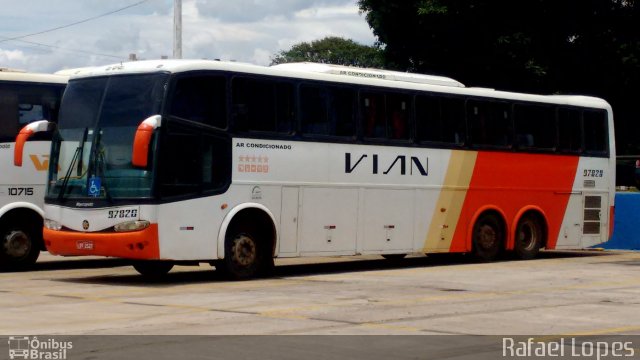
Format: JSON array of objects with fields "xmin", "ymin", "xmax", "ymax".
[{"xmin": 0, "ymin": 0, "xmax": 376, "ymax": 73}]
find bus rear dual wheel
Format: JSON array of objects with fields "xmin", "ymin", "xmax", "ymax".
[
  {"xmin": 472, "ymin": 213, "xmax": 543, "ymax": 262},
  {"xmin": 513, "ymin": 214, "xmax": 544, "ymax": 260}
]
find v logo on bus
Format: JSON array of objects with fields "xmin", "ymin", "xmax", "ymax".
[
  {"xmin": 345, "ymin": 153, "xmax": 429, "ymax": 176},
  {"xmin": 29, "ymin": 154, "xmax": 52, "ymax": 171}
]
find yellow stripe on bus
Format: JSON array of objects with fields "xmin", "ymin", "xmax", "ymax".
[{"xmin": 423, "ymin": 151, "xmax": 477, "ymax": 252}]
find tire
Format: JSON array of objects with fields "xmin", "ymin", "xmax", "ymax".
[
  {"xmin": 133, "ymin": 261, "xmax": 174, "ymax": 278},
  {"xmin": 0, "ymin": 220, "xmax": 41, "ymax": 271},
  {"xmin": 222, "ymin": 228, "xmax": 270, "ymax": 280},
  {"xmin": 514, "ymin": 214, "xmax": 543, "ymax": 260},
  {"xmin": 472, "ymin": 213, "xmax": 504, "ymax": 262}
]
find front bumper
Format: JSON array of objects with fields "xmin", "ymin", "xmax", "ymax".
[{"xmin": 44, "ymin": 224, "xmax": 160, "ymax": 260}]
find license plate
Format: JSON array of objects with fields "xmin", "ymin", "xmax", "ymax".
[{"xmin": 76, "ymin": 240, "xmax": 94, "ymax": 250}]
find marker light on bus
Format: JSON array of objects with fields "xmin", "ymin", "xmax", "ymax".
[
  {"xmin": 44, "ymin": 219, "xmax": 62, "ymax": 231},
  {"xmin": 14, "ymin": 120, "xmax": 55, "ymax": 166},
  {"xmin": 114, "ymin": 220, "xmax": 150, "ymax": 232}
]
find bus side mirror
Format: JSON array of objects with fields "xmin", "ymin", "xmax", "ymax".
[
  {"xmin": 132, "ymin": 115, "xmax": 161, "ymax": 168},
  {"xmin": 14, "ymin": 120, "xmax": 55, "ymax": 167}
]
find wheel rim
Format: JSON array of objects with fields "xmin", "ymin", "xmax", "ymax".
[
  {"xmin": 3, "ymin": 230, "xmax": 31, "ymax": 259},
  {"xmin": 476, "ymin": 223, "xmax": 497, "ymax": 250},
  {"xmin": 231, "ymin": 234, "xmax": 257, "ymax": 267},
  {"xmin": 517, "ymin": 219, "xmax": 539, "ymax": 251}
]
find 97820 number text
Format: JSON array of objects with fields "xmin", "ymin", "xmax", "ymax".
[{"xmin": 108, "ymin": 209, "xmax": 138, "ymax": 219}]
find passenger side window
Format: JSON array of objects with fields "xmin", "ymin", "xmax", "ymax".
[
  {"xmin": 170, "ymin": 75, "xmax": 227, "ymax": 129},
  {"xmin": 361, "ymin": 91, "xmax": 412, "ymax": 140},
  {"xmin": 362, "ymin": 92, "xmax": 386, "ymax": 139},
  {"xmin": 468, "ymin": 100, "xmax": 512, "ymax": 147},
  {"xmin": 558, "ymin": 108, "xmax": 582, "ymax": 153},
  {"xmin": 387, "ymin": 93, "xmax": 411, "ymax": 140},
  {"xmin": 514, "ymin": 104, "xmax": 556, "ymax": 150},
  {"xmin": 300, "ymin": 85, "xmax": 329, "ymax": 135},
  {"xmin": 0, "ymin": 83, "xmax": 63, "ymax": 142},
  {"xmin": 300, "ymin": 85, "xmax": 356, "ymax": 137},
  {"xmin": 0, "ymin": 88, "xmax": 19, "ymax": 141},
  {"xmin": 231, "ymin": 77, "xmax": 294, "ymax": 134},
  {"xmin": 583, "ymin": 110, "xmax": 608, "ymax": 154},
  {"xmin": 18, "ymin": 104, "xmax": 45, "ymax": 125},
  {"xmin": 416, "ymin": 95, "xmax": 466, "ymax": 145},
  {"xmin": 331, "ymin": 87, "xmax": 356, "ymax": 137}
]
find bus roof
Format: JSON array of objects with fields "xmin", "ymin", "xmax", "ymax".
[
  {"xmin": 64, "ymin": 59, "xmax": 611, "ymax": 110},
  {"xmin": 54, "ymin": 66, "xmax": 100, "ymax": 77},
  {"xmin": 0, "ymin": 69, "xmax": 68, "ymax": 84},
  {"xmin": 271, "ymin": 62, "xmax": 465, "ymax": 88}
]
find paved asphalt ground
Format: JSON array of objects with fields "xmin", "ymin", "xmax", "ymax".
[{"xmin": 1, "ymin": 250, "xmax": 639, "ymax": 359}]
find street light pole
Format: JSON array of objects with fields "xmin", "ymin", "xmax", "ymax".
[{"xmin": 173, "ymin": 0, "xmax": 182, "ymax": 59}]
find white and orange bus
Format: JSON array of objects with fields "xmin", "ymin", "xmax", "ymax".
[
  {"xmin": 0, "ymin": 69, "xmax": 66, "ymax": 270},
  {"xmin": 14, "ymin": 60, "xmax": 615, "ymax": 278}
]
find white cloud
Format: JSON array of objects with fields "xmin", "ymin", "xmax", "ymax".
[
  {"xmin": 294, "ymin": 4, "xmax": 361, "ymax": 20},
  {"xmin": 0, "ymin": 0, "xmax": 375, "ymax": 72},
  {"xmin": 0, "ymin": 49, "xmax": 27, "ymax": 63},
  {"xmin": 251, "ymin": 48, "xmax": 272, "ymax": 65}
]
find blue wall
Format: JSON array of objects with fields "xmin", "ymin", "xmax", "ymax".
[{"xmin": 602, "ymin": 192, "xmax": 640, "ymax": 250}]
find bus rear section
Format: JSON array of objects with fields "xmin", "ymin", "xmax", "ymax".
[{"xmin": 1, "ymin": 70, "xmax": 66, "ymax": 270}]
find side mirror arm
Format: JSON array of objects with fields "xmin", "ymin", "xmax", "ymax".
[
  {"xmin": 132, "ymin": 115, "xmax": 162, "ymax": 168},
  {"xmin": 14, "ymin": 120, "xmax": 55, "ymax": 167}
]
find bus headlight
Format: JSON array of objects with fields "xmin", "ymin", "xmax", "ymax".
[
  {"xmin": 44, "ymin": 219, "xmax": 62, "ymax": 231},
  {"xmin": 114, "ymin": 220, "xmax": 150, "ymax": 232}
]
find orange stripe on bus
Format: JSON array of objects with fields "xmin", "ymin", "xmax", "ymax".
[
  {"xmin": 449, "ymin": 152, "xmax": 580, "ymax": 252},
  {"xmin": 44, "ymin": 224, "xmax": 160, "ymax": 260}
]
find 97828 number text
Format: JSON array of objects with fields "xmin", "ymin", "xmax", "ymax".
[
  {"xmin": 108, "ymin": 209, "xmax": 138, "ymax": 219},
  {"xmin": 583, "ymin": 169, "xmax": 604, "ymax": 178}
]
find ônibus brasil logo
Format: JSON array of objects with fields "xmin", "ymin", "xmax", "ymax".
[{"xmin": 7, "ymin": 336, "xmax": 72, "ymax": 360}]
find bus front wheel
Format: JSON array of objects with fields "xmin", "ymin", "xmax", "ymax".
[
  {"xmin": 472, "ymin": 213, "xmax": 503, "ymax": 262},
  {"xmin": 0, "ymin": 220, "xmax": 41, "ymax": 271},
  {"xmin": 222, "ymin": 229, "xmax": 270, "ymax": 280}
]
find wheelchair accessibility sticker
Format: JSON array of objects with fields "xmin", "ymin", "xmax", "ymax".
[{"xmin": 88, "ymin": 176, "xmax": 101, "ymax": 197}]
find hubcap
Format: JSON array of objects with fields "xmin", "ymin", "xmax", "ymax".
[
  {"xmin": 518, "ymin": 220, "xmax": 538, "ymax": 251},
  {"xmin": 231, "ymin": 234, "xmax": 257, "ymax": 267},
  {"xmin": 3, "ymin": 231, "xmax": 31, "ymax": 259},
  {"xmin": 477, "ymin": 224, "xmax": 497, "ymax": 250}
]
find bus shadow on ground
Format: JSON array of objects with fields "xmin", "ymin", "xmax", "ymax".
[
  {"xmin": 51, "ymin": 250, "xmax": 614, "ymax": 288},
  {"xmin": 4, "ymin": 258, "xmax": 132, "ymax": 273}
]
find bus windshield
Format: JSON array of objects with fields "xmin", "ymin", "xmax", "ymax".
[{"xmin": 47, "ymin": 73, "xmax": 168, "ymax": 201}]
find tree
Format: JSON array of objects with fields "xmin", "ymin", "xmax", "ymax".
[
  {"xmin": 358, "ymin": 0, "xmax": 640, "ymax": 155},
  {"xmin": 271, "ymin": 36, "xmax": 384, "ymax": 68}
]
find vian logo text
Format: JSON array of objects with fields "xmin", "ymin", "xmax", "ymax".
[{"xmin": 345, "ymin": 153, "xmax": 429, "ymax": 176}]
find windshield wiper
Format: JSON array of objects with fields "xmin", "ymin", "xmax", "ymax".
[
  {"xmin": 76, "ymin": 127, "xmax": 88, "ymax": 176},
  {"xmin": 58, "ymin": 128, "xmax": 88, "ymax": 200}
]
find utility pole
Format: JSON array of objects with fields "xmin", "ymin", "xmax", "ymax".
[{"xmin": 173, "ymin": 0, "xmax": 182, "ymax": 59}]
